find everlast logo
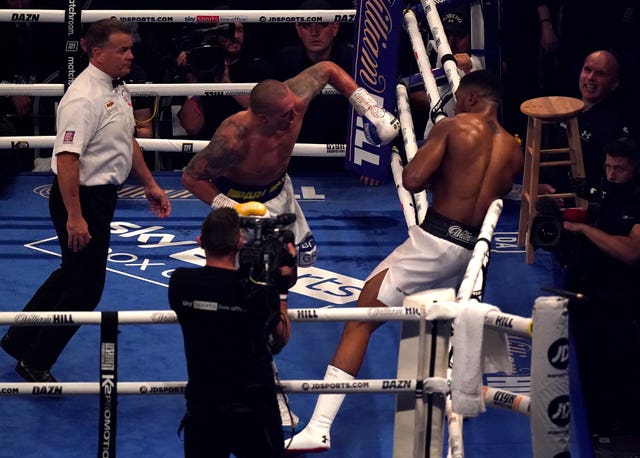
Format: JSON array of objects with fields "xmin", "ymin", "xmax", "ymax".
[
  {"xmin": 297, "ymin": 309, "xmax": 318, "ymax": 319},
  {"xmin": 494, "ymin": 315, "xmax": 513, "ymax": 329},
  {"xmin": 32, "ymin": 386, "xmax": 62, "ymax": 395},
  {"xmin": 53, "ymin": 314, "xmax": 74, "ymax": 324},
  {"xmin": 382, "ymin": 380, "xmax": 412, "ymax": 389},
  {"xmin": 11, "ymin": 13, "xmax": 40, "ymax": 21},
  {"xmin": 358, "ymin": 0, "xmax": 392, "ymax": 93}
]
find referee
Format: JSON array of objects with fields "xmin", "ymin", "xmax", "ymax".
[{"xmin": 1, "ymin": 18, "xmax": 171, "ymax": 382}]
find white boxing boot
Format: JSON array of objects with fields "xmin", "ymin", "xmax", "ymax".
[{"xmin": 285, "ymin": 365, "xmax": 354, "ymax": 453}]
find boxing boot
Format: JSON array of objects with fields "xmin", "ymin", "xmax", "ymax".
[{"xmin": 285, "ymin": 365, "xmax": 354, "ymax": 453}]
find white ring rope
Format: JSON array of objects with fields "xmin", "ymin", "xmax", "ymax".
[
  {"xmin": 419, "ymin": 0, "xmax": 461, "ymax": 95},
  {"xmin": 0, "ymin": 83, "xmax": 340, "ymax": 97},
  {"xmin": 456, "ymin": 199, "xmax": 504, "ymax": 302},
  {"xmin": 0, "ymin": 379, "xmax": 530, "ymax": 414},
  {"xmin": 403, "ymin": 9, "xmax": 446, "ymax": 125},
  {"xmin": 0, "ymin": 136, "xmax": 345, "ymax": 157},
  {"xmin": 394, "ymin": 82, "xmax": 428, "ymax": 226},
  {"xmin": 0, "ymin": 306, "xmax": 533, "ymax": 337},
  {"xmin": 1, "ymin": 9, "xmax": 357, "ymax": 24}
]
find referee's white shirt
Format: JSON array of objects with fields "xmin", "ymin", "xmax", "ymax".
[{"xmin": 52, "ymin": 63, "xmax": 136, "ymax": 186}]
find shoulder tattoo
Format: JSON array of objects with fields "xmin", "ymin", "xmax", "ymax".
[{"xmin": 185, "ymin": 121, "xmax": 247, "ymax": 179}]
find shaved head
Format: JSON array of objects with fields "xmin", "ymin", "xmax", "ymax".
[{"xmin": 250, "ymin": 80, "xmax": 290, "ymax": 115}]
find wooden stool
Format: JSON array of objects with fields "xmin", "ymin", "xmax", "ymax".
[{"xmin": 517, "ymin": 96, "xmax": 587, "ymax": 264}]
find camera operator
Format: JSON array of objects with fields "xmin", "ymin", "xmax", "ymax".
[
  {"xmin": 175, "ymin": 19, "xmax": 275, "ymax": 141},
  {"xmin": 168, "ymin": 206, "xmax": 296, "ymax": 458},
  {"xmin": 560, "ymin": 136, "xmax": 640, "ymax": 444}
]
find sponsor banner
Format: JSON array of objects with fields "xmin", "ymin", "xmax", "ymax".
[
  {"xmin": 63, "ymin": 0, "xmax": 81, "ymax": 89},
  {"xmin": 345, "ymin": 0, "xmax": 403, "ymax": 182},
  {"xmin": 99, "ymin": 312, "xmax": 118, "ymax": 458},
  {"xmin": 530, "ymin": 297, "xmax": 570, "ymax": 457}
]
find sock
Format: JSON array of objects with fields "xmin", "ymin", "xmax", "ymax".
[{"xmin": 306, "ymin": 365, "xmax": 354, "ymax": 431}]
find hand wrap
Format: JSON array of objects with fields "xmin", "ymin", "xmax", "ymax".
[{"xmin": 210, "ymin": 193, "xmax": 239, "ymax": 209}]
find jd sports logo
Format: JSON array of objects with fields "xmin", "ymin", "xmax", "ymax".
[
  {"xmin": 547, "ymin": 338, "xmax": 569, "ymax": 370},
  {"xmin": 548, "ymin": 395, "xmax": 570, "ymax": 427}
]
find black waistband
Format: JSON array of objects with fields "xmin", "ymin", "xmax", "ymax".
[
  {"xmin": 213, "ymin": 175, "xmax": 286, "ymax": 203},
  {"xmin": 419, "ymin": 208, "xmax": 480, "ymax": 250}
]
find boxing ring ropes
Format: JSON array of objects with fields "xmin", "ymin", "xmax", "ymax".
[{"xmin": 0, "ymin": 3, "xmax": 570, "ymax": 458}]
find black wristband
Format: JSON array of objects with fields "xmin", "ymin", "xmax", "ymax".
[{"xmin": 540, "ymin": 18, "xmax": 552, "ymax": 23}]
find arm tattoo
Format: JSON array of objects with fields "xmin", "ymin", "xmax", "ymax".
[
  {"xmin": 287, "ymin": 66, "xmax": 327, "ymax": 102},
  {"xmin": 184, "ymin": 122, "xmax": 246, "ymax": 180}
]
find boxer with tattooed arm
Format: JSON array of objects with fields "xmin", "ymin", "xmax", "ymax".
[{"xmin": 182, "ymin": 60, "xmax": 399, "ymax": 267}]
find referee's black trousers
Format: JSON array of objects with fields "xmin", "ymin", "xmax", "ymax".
[{"xmin": 7, "ymin": 177, "xmax": 118, "ymax": 370}]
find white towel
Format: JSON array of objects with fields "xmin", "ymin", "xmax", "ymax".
[{"xmin": 451, "ymin": 302, "xmax": 513, "ymax": 417}]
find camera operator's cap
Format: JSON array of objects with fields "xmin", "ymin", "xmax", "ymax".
[{"xmin": 441, "ymin": 7, "xmax": 469, "ymax": 37}]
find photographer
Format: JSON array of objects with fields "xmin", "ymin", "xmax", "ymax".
[
  {"xmin": 168, "ymin": 206, "xmax": 296, "ymax": 458},
  {"xmin": 559, "ymin": 137, "xmax": 640, "ymax": 444},
  {"xmin": 175, "ymin": 20, "xmax": 275, "ymax": 140}
]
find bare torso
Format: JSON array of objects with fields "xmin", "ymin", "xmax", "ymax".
[
  {"xmin": 219, "ymin": 110, "xmax": 304, "ymax": 185},
  {"xmin": 404, "ymin": 112, "xmax": 523, "ymax": 227},
  {"xmin": 181, "ymin": 61, "xmax": 359, "ymax": 205}
]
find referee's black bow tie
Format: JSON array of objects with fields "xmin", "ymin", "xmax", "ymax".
[{"xmin": 112, "ymin": 78, "xmax": 124, "ymax": 88}]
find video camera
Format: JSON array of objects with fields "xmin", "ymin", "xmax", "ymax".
[
  {"xmin": 172, "ymin": 23, "xmax": 236, "ymax": 81},
  {"xmin": 530, "ymin": 197, "xmax": 565, "ymax": 249},
  {"xmin": 239, "ymin": 213, "xmax": 296, "ymax": 286}
]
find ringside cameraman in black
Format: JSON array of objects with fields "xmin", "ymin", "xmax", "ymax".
[
  {"xmin": 168, "ymin": 207, "xmax": 295, "ymax": 458},
  {"xmin": 561, "ymin": 136, "xmax": 640, "ymax": 445}
]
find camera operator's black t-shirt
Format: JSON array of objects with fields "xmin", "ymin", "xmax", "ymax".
[
  {"xmin": 168, "ymin": 266, "xmax": 276, "ymax": 402},
  {"xmin": 566, "ymin": 188, "xmax": 640, "ymax": 314}
]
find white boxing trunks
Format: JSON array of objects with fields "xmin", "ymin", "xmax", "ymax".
[
  {"xmin": 369, "ymin": 208, "xmax": 479, "ymax": 307},
  {"xmin": 214, "ymin": 174, "xmax": 316, "ymax": 267}
]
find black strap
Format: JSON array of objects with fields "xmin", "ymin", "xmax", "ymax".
[{"xmin": 98, "ymin": 312, "xmax": 118, "ymax": 458}]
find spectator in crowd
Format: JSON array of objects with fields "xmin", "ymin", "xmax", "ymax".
[
  {"xmin": 540, "ymin": 50, "xmax": 633, "ymax": 198},
  {"xmin": 177, "ymin": 20, "xmax": 276, "ymax": 141},
  {"xmin": 275, "ymin": 0, "xmax": 354, "ymax": 145}
]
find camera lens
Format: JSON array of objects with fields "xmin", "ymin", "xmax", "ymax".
[{"xmin": 538, "ymin": 221, "xmax": 559, "ymax": 243}]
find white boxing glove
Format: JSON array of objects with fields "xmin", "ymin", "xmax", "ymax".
[
  {"xmin": 349, "ymin": 87, "xmax": 400, "ymax": 145},
  {"xmin": 211, "ymin": 193, "xmax": 239, "ymax": 209}
]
